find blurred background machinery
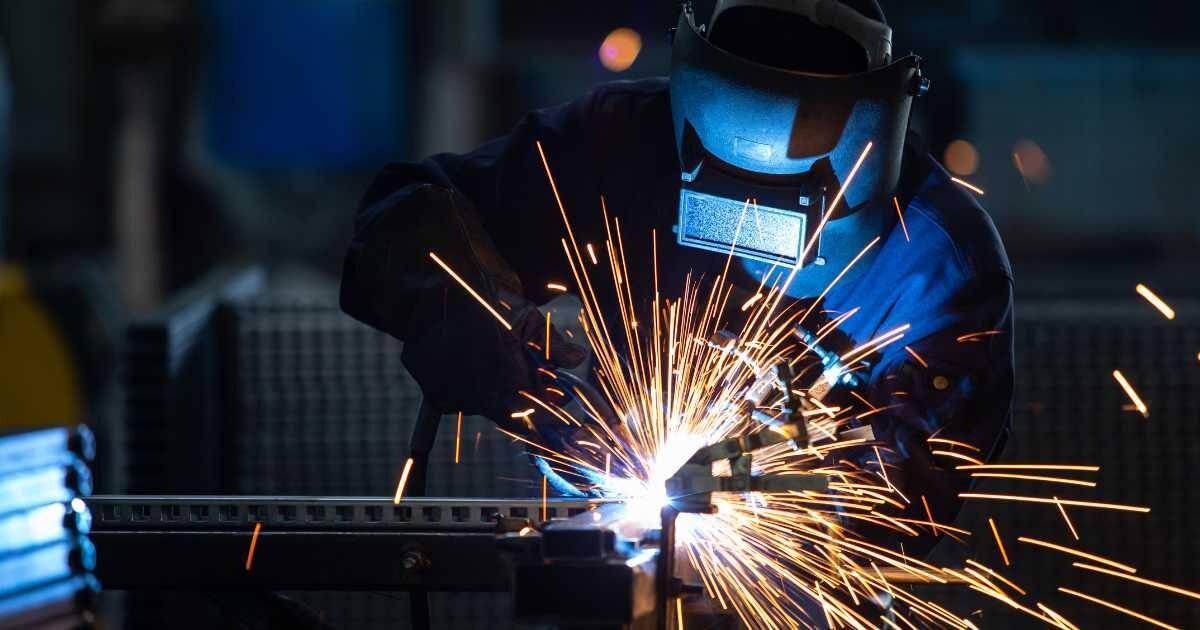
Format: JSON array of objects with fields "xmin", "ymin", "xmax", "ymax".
[{"xmin": 0, "ymin": 0, "xmax": 1198, "ymax": 628}]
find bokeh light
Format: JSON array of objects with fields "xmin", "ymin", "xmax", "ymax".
[
  {"xmin": 1013, "ymin": 138, "xmax": 1052, "ymax": 184},
  {"xmin": 599, "ymin": 27, "xmax": 641, "ymax": 72},
  {"xmin": 943, "ymin": 139, "xmax": 980, "ymax": 176}
]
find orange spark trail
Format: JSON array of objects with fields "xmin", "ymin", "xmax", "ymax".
[
  {"xmin": 950, "ymin": 177, "xmax": 985, "ymax": 195},
  {"xmin": 893, "ymin": 196, "xmax": 909, "ymax": 242},
  {"xmin": 1072, "ymin": 563, "xmax": 1200, "ymax": 601},
  {"xmin": 428, "ymin": 252, "xmax": 512, "ymax": 331},
  {"xmin": 1054, "ymin": 496, "xmax": 1080, "ymax": 540},
  {"xmin": 676, "ymin": 597, "xmax": 685, "ymax": 629},
  {"xmin": 800, "ymin": 143, "xmax": 873, "ymax": 264},
  {"xmin": 963, "ymin": 494, "xmax": 1148, "ymax": 513},
  {"xmin": 1112, "ymin": 369, "xmax": 1149, "ymax": 417},
  {"xmin": 454, "ymin": 411, "xmax": 463, "ymax": 464},
  {"xmin": 921, "ymin": 496, "xmax": 937, "ymax": 535},
  {"xmin": 1017, "ymin": 537, "xmax": 1137, "ymax": 573},
  {"xmin": 547, "ymin": 282, "xmax": 568, "ymax": 292},
  {"xmin": 545, "ymin": 311, "xmax": 552, "ymax": 361},
  {"xmin": 541, "ymin": 475, "xmax": 548, "ymax": 522},
  {"xmin": 988, "ymin": 518, "xmax": 1010, "ymax": 566},
  {"xmin": 904, "ymin": 345, "xmax": 928, "ymax": 368},
  {"xmin": 245, "ymin": 521, "xmax": 262, "ymax": 571},
  {"xmin": 1135, "ymin": 283, "xmax": 1175, "ymax": 320},
  {"xmin": 969, "ymin": 473, "xmax": 1096, "ymax": 488},
  {"xmin": 1058, "ymin": 587, "xmax": 1179, "ymax": 630},
  {"xmin": 393, "ymin": 458, "xmax": 414, "ymax": 504},
  {"xmin": 957, "ymin": 464, "xmax": 1099, "ymax": 472},
  {"xmin": 928, "ymin": 438, "xmax": 980, "ymax": 452}
]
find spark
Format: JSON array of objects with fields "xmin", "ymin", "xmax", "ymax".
[
  {"xmin": 962, "ymin": 494, "xmax": 1148, "ymax": 513},
  {"xmin": 676, "ymin": 597, "xmax": 685, "ymax": 629},
  {"xmin": 957, "ymin": 464, "xmax": 1099, "ymax": 472},
  {"xmin": 950, "ymin": 177, "xmax": 985, "ymax": 195},
  {"xmin": 428, "ymin": 252, "xmax": 512, "ymax": 331},
  {"xmin": 799, "ymin": 142, "xmax": 873, "ymax": 264},
  {"xmin": 545, "ymin": 311, "xmax": 552, "ymax": 361},
  {"xmin": 1072, "ymin": 562, "xmax": 1200, "ymax": 601},
  {"xmin": 921, "ymin": 496, "xmax": 937, "ymax": 535},
  {"xmin": 931, "ymin": 450, "xmax": 984, "ymax": 466},
  {"xmin": 519, "ymin": 526, "xmax": 533, "ymax": 536},
  {"xmin": 967, "ymin": 559, "xmax": 1021, "ymax": 595},
  {"xmin": 392, "ymin": 458, "xmax": 415, "ymax": 504},
  {"xmin": 1054, "ymin": 496, "xmax": 1080, "ymax": 540},
  {"xmin": 988, "ymin": 518, "xmax": 1010, "ymax": 566},
  {"xmin": 586, "ymin": 243, "xmax": 598, "ymax": 265},
  {"xmin": 969, "ymin": 473, "xmax": 1096, "ymax": 488},
  {"xmin": 1017, "ymin": 537, "xmax": 1137, "ymax": 573},
  {"xmin": 955, "ymin": 330, "xmax": 1003, "ymax": 343},
  {"xmin": 454, "ymin": 412, "xmax": 463, "ymax": 464},
  {"xmin": 928, "ymin": 438, "xmax": 980, "ymax": 452},
  {"xmin": 1135, "ymin": 283, "xmax": 1175, "ymax": 320},
  {"xmin": 740, "ymin": 293, "xmax": 764, "ymax": 311},
  {"xmin": 547, "ymin": 282, "xmax": 569, "ymax": 292},
  {"xmin": 245, "ymin": 522, "xmax": 262, "ymax": 571},
  {"xmin": 1058, "ymin": 587, "xmax": 1179, "ymax": 630},
  {"xmin": 904, "ymin": 345, "xmax": 928, "ymax": 368},
  {"xmin": 1112, "ymin": 370, "xmax": 1149, "ymax": 417},
  {"xmin": 473, "ymin": 431, "xmax": 481, "ymax": 458},
  {"xmin": 893, "ymin": 196, "xmax": 909, "ymax": 242},
  {"xmin": 510, "ymin": 408, "xmax": 535, "ymax": 419}
]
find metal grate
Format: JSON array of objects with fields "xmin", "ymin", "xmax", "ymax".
[{"xmin": 925, "ymin": 299, "xmax": 1200, "ymax": 629}]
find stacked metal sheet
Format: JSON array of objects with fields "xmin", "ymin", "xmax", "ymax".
[{"xmin": 0, "ymin": 425, "xmax": 99, "ymax": 629}]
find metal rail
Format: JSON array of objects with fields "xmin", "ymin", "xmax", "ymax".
[{"xmin": 88, "ymin": 495, "xmax": 604, "ymax": 591}]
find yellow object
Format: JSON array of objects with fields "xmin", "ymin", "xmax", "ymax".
[{"xmin": 0, "ymin": 264, "xmax": 82, "ymax": 428}]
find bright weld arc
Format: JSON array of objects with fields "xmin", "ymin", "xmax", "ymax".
[
  {"xmin": 1112, "ymin": 369, "xmax": 1149, "ymax": 417},
  {"xmin": 428, "ymin": 252, "xmax": 512, "ymax": 331},
  {"xmin": 1135, "ymin": 283, "xmax": 1175, "ymax": 320},
  {"xmin": 393, "ymin": 457, "xmax": 415, "ymax": 504}
]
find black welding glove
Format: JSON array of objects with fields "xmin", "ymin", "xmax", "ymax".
[{"xmin": 341, "ymin": 184, "xmax": 585, "ymax": 423}]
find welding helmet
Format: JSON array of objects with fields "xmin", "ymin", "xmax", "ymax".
[{"xmin": 670, "ymin": 0, "xmax": 928, "ymax": 296}]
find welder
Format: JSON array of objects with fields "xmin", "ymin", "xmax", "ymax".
[{"xmin": 341, "ymin": 0, "xmax": 1012, "ymax": 573}]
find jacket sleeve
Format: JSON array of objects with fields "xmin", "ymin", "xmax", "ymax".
[
  {"xmin": 850, "ymin": 271, "xmax": 1014, "ymax": 556},
  {"xmin": 339, "ymin": 92, "xmax": 599, "ymax": 344}
]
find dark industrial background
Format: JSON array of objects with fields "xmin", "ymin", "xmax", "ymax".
[{"xmin": 1, "ymin": 1, "xmax": 1197, "ymax": 628}]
